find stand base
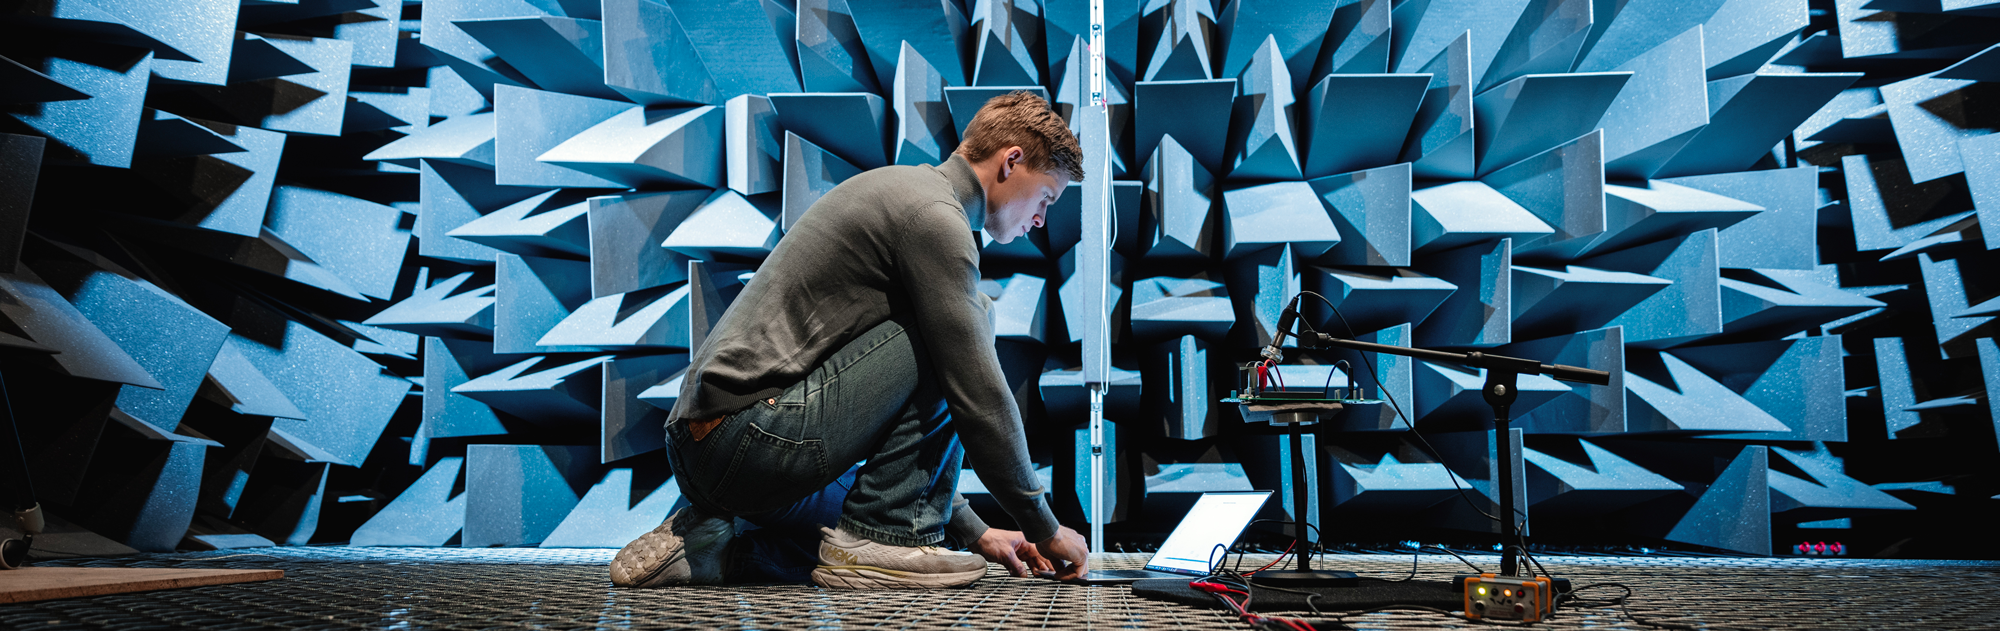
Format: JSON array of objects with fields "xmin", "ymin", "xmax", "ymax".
[{"xmin": 1251, "ymin": 570, "xmax": 1358, "ymax": 587}]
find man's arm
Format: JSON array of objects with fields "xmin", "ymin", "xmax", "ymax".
[
  {"xmin": 949, "ymin": 493, "xmax": 1084, "ymax": 579},
  {"xmin": 944, "ymin": 492, "xmax": 989, "ymax": 543},
  {"xmin": 894, "ymin": 204, "xmax": 1062, "ymax": 542}
]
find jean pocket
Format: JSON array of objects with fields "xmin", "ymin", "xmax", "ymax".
[
  {"xmin": 667, "ymin": 416, "xmax": 734, "ymax": 488},
  {"xmin": 712, "ymin": 421, "xmax": 828, "ymax": 515}
]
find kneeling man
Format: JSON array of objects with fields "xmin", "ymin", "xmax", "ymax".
[{"xmin": 611, "ymin": 91, "xmax": 1090, "ymax": 589}]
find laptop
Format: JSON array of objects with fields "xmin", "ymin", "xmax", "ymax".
[{"xmin": 1048, "ymin": 491, "xmax": 1272, "ymax": 584}]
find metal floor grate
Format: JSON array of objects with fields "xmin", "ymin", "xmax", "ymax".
[{"xmin": 5, "ymin": 549, "xmax": 1999, "ymax": 630}]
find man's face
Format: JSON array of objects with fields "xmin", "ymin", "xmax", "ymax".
[{"xmin": 986, "ymin": 161, "xmax": 1069, "ymax": 245}]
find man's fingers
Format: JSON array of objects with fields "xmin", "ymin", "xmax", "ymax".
[
  {"xmin": 1002, "ymin": 556, "xmax": 1029, "ymax": 578},
  {"xmin": 1016, "ymin": 543, "xmax": 1052, "ymax": 568},
  {"xmin": 1054, "ymin": 560, "xmax": 1087, "ymax": 580}
]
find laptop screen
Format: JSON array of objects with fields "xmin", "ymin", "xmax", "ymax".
[{"xmin": 1143, "ymin": 491, "xmax": 1273, "ymax": 575}]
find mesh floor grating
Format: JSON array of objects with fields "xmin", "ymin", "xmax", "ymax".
[{"xmin": 4, "ymin": 548, "xmax": 1999, "ymax": 630}]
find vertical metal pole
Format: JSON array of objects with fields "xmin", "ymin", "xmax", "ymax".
[
  {"xmin": 1088, "ymin": 388, "xmax": 1105, "ymax": 553},
  {"xmin": 1084, "ymin": 0, "xmax": 1110, "ymax": 555},
  {"xmin": 1089, "ymin": 0, "xmax": 1106, "ymax": 114}
]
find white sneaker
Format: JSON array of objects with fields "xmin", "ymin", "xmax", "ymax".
[
  {"xmin": 810, "ymin": 526, "xmax": 989, "ymax": 589},
  {"xmin": 609, "ymin": 507, "xmax": 733, "ymax": 587}
]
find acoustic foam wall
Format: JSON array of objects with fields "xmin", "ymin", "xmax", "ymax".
[{"xmin": 1, "ymin": 0, "xmax": 1995, "ymax": 557}]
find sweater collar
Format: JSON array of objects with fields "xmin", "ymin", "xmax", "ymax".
[{"xmin": 939, "ymin": 153, "xmax": 986, "ymax": 233}]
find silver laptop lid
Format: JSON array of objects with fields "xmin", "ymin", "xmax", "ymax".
[{"xmin": 1142, "ymin": 491, "xmax": 1274, "ymax": 575}]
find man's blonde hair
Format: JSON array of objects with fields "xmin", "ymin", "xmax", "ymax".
[{"xmin": 955, "ymin": 91, "xmax": 1085, "ymax": 182}]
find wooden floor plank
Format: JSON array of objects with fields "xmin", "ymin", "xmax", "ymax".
[{"xmin": 0, "ymin": 567, "xmax": 284, "ymax": 604}]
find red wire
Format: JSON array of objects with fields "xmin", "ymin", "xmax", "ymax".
[
  {"xmin": 1244, "ymin": 541, "xmax": 1297, "ymax": 576},
  {"xmin": 1206, "ymin": 581, "xmax": 1318, "ymax": 631},
  {"xmin": 1198, "ymin": 555, "xmax": 1320, "ymax": 631},
  {"xmin": 1234, "ymin": 596, "xmax": 1318, "ymax": 631}
]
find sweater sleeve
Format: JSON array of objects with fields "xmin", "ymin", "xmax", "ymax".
[
  {"xmin": 896, "ymin": 203, "xmax": 1061, "ymax": 543},
  {"xmin": 944, "ymin": 493, "xmax": 990, "ymax": 544}
]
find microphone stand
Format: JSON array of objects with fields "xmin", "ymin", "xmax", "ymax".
[{"xmin": 1293, "ymin": 332, "xmax": 1611, "ymax": 577}]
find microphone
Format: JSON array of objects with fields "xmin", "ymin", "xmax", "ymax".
[
  {"xmin": 1543, "ymin": 362, "xmax": 1613, "ymax": 386},
  {"xmin": 1261, "ymin": 296, "xmax": 1301, "ymax": 363}
]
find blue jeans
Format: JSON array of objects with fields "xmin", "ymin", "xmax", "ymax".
[
  {"xmin": 667, "ymin": 467, "xmax": 856, "ymax": 584},
  {"xmin": 667, "ymin": 317, "xmax": 966, "ymax": 574}
]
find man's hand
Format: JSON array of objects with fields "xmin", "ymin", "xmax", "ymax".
[
  {"xmin": 1035, "ymin": 526, "xmax": 1090, "ymax": 580},
  {"xmin": 971, "ymin": 528, "xmax": 1054, "ymax": 578}
]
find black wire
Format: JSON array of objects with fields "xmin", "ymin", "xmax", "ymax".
[
  {"xmin": 1208, "ymin": 543, "xmax": 1233, "ymax": 575},
  {"xmin": 1242, "ymin": 579, "xmax": 1325, "ymax": 616},
  {"xmin": 1315, "ymin": 605, "xmax": 1540, "ymax": 627},
  {"xmin": 1294, "ymin": 291, "xmax": 1513, "ymax": 529},
  {"xmin": 1373, "ymin": 544, "xmax": 1486, "ymax": 582},
  {"xmin": 1246, "ymin": 518, "xmax": 1322, "ymax": 568},
  {"xmin": 1519, "ymin": 542, "xmax": 1552, "ymax": 580},
  {"xmin": 1207, "ymin": 541, "xmax": 1289, "ymax": 579},
  {"xmin": 1386, "ymin": 549, "xmax": 1420, "ymax": 582},
  {"xmin": 1561, "ymin": 583, "xmax": 1706, "ymax": 630},
  {"xmin": 1424, "ymin": 545, "xmax": 1486, "ymax": 575},
  {"xmin": 1199, "ymin": 571, "xmax": 1259, "ymax": 620},
  {"xmin": 1205, "ymin": 591, "xmax": 1258, "ymax": 629},
  {"xmin": 1323, "ymin": 359, "xmax": 1350, "ymax": 399},
  {"xmin": 1207, "ymin": 521, "xmax": 1314, "ymax": 578}
]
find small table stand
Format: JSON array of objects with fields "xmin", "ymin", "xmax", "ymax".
[{"xmin": 1231, "ymin": 394, "xmax": 1380, "ymax": 587}]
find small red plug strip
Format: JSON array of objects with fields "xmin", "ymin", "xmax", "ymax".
[{"xmin": 1190, "ymin": 581, "xmax": 1230, "ymax": 593}]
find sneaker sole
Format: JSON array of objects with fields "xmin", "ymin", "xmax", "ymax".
[
  {"xmin": 611, "ymin": 529, "xmax": 689, "ymax": 588},
  {"xmin": 611, "ymin": 520, "xmax": 732, "ymax": 588},
  {"xmin": 811, "ymin": 565, "xmax": 987, "ymax": 589}
]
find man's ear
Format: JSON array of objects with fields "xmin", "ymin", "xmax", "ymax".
[{"xmin": 999, "ymin": 146, "xmax": 1025, "ymax": 179}]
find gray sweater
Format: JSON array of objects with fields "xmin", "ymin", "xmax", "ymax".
[{"xmin": 670, "ymin": 154, "xmax": 1061, "ymax": 543}]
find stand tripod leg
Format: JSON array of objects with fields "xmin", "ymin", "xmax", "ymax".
[
  {"xmin": 1, "ymin": 366, "xmax": 36, "ymax": 513},
  {"xmin": 1496, "ymin": 414, "xmax": 1517, "ymax": 577},
  {"xmin": 1290, "ymin": 428, "xmax": 1309, "ymax": 572},
  {"xmin": 1481, "ymin": 373, "xmax": 1522, "ymax": 578},
  {"xmin": 1255, "ymin": 416, "xmax": 1356, "ymax": 587},
  {"xmin": 1, "ymin": 365, "xmax": 44, "ymax": 569}
]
